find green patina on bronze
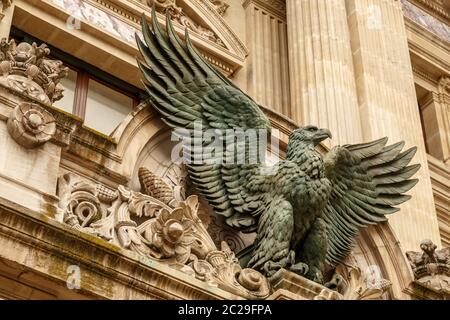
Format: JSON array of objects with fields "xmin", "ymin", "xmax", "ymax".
[{"xmin": 136, "ymin": 8, "xmax": 420, "ymax": 284}]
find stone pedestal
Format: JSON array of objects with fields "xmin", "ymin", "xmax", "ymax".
[{"xmin": 268, "ymin": 269, "xmax": 340, "ymax": 300}]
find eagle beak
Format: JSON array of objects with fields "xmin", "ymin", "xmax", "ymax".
[{"xmin": 314, "ymin": 128, "xmax": 332, "ymax": 144}]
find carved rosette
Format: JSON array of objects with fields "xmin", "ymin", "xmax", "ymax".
[
  {"xmin": 7, "ymin": 102, "xmax": 56, "ymax": 148},
  {"xmin": 0, "ymin": 38, "xmax": 68, "ymax": 104}
]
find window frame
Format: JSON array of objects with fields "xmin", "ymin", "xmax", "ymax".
[{"xmin": 10, "ymin": 27, "xmax": 146, "ymax": 125}]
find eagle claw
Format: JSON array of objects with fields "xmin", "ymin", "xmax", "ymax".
[{"xmin": 289, "ymin": 262, "xmax": 309, "ymax": 276}]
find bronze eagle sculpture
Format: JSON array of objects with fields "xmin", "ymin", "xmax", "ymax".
[{"xmin": 136, "ymin": 9, "xmax": 420, "ymax": 284}]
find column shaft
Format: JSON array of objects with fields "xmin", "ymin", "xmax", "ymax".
[
  {"xmin": 346, "ymin": 0, "xmax": 441, "ymax": 249},
  {"xmin": 286, "ymin": 0, "xmax": 362, "ymax": 145}
]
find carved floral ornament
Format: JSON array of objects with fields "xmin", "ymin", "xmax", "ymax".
[
  {"xmin": 56, "ymin": 169, "xmax": 270, "ymax": 299},
  {"xmin": 0, "ymin": 38, "xmax": 68, "ymax": 104},
  {"xmin": 7, "ymin": 102, "xmax": 56, "ymax": 148}
]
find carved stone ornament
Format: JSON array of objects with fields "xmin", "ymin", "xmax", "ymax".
[
  {"xmin": 406, "ymin": 239, "xmax": 450, "ymax": 294},
  {"xmin": 7, "ymin": 102, "xmax": 56, "ymax": 148},
  {"xmin": 207, "ymin": 0, "xmax": 229, "ymax": 15},
  {"xmin": 0, "ymin": 38, "xmax": 68, "ymax": 104},
  {"xmin": 57, "ymin": 169, "xmax": 271, "ymax": 299},
  {"xmin": 146, "ymin": 0, "xmax": 225, "ymax": 46}
]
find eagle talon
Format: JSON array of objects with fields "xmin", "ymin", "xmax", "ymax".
[{"xmin": 289, "ymin": 262, "xmax": 309, "ymax": 276}]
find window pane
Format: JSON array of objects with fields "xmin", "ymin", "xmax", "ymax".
[
  {"xmin": 54, "ymin": 68, "xmax": 77, "ymax": 113},
  {"xmin": 84, "ymin": 79, "xmax": 133, "ymax": 135}
]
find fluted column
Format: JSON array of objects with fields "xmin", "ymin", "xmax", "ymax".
[
  {"xmin": 286, "ymin": 0, "xmax": 362, "ymax": 145},
  {"xmin": 346, "ymin": 0, "xmax": 441, "ymax": 250},
  {"xmin": 243, "ymin": 0, "xmax": 291, "ymax": 117}
]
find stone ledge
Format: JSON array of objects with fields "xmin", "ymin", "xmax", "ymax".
[{"xmin": 0, "ymin": 196, "xmax": 244, "ymax": 300}]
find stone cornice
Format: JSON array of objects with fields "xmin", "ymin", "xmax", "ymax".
[
  {"xmin": 408, "ymin": 0, "xmax": 449, "ymax": 23},
  {"xmin": 402, "ymin": 0, "xmax": 450, "ymax": 46}
]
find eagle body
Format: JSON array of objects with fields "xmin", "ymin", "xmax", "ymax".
[{"xmin": 246, "ymin": 133, "xmax": 333, "ymax": 280}]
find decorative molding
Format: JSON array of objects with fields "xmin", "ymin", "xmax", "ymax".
[
  {"xmin": 7, "ymin": 102, "xmax": 56, "ymax": 148},
  {"xmin": 408, "ymin": 0, "xmax": 449, "ymax": 22},
  {"xmin": 406, "ymin": 239, "xmax": 450, "ymax": 296},
  {"xmin": 56, "ymin": 171, "xmax": 271, "ymax": 299},
  {"xmin": 0, "ymin": 38, "xmax": 68, "ymax": 104},
  {"xmin": 401, "ymin": 0, "xmax": 450, "ymax": 45},
  {"xmin": 412, "ymin": 65, "xmax": 439, "ymax": 86}
]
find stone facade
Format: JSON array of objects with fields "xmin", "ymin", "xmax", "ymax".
[{"xmin": 0, "ymin": 0, "xmax": 448, "ymax": 300}]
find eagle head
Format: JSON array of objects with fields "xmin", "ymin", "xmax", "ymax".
[{"xmin": 289, "ymin": 125, "xmax": 332, "ymax": 147}]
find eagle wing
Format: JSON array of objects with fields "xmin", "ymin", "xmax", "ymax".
[
  {"xmin": 322, "ymin": 137, "xmax": 420, "ymax": 266},
  {"xmin": 137, "ymin": 10, "xmax": 271, "ymax": 230}
]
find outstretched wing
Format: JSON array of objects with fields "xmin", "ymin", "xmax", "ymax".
[
  {"xmin": 322, "ymin": 138, "xmax": 420, "ymax": 266},
  {"xmin": 136, "ymin": 10, "xmax": 271, "ymax": 230}
]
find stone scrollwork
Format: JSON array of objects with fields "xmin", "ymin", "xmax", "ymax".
[
  {"xmin": 57, "ymin": 173, "xmax": 105, "ymax": 237},
  {"xmin": 7, "ymin": 102, "xmax": 56, "ymax": 148},
  {"xmin": 406, "ymin": 239, "xmax": 450, "ymax": 294},
  {"xmin": 56, "ymin": 168, "xmax": 270, "ymax": 299},
  {"xmin": 0, "ymin": 38, "xmax": 68, "ymax": 104}
]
